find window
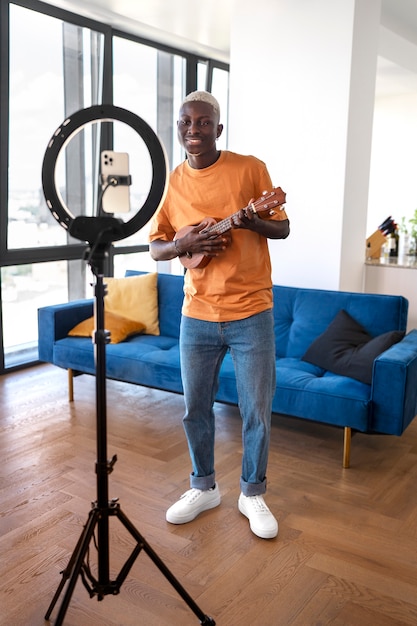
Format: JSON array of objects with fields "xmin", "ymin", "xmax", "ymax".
[
  {"xmin": 1, "ymin": 260, "xmax": 83, "ymax": 368},
  {"xmin": 0, "ymin": 0, "xmax": 229, "ymax": 371},
  {"xmin": 8, "ymin": 5, "xmax": 105, "ymax": 250},
  {"xmin": 111, "ymin": 36, "xmax": 186, "ymax": 247}
]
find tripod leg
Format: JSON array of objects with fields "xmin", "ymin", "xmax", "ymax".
[
  {"xmin": 115, "ymin": 507, "xmax": 216, "ymax": 625},
  {"xmin": 45, "ymin": 269, "xmax": 215, "ymax": 623},
  {"xmin": 45, "ymin": 508, "xmax": 100, "ymax": 625}
]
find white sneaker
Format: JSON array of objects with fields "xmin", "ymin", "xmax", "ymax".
[
  {"xmin": 166, "ymin": 483, "xmax": 221, "ymax": 524},
  {"xmin": 238, "ymin": 493, "xmax": 278, "ymax": 539}
]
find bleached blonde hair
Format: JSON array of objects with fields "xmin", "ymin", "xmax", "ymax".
[{"xmin": 181, "ymin": 91, "xmax": 220, "ymax": 119}]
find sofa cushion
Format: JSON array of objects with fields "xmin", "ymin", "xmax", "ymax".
[
  {"xmin": 301, "ymin": 309, "xmax": 404, "ymax": 385},
  {"xmin": 273, "ymin": 285, "xmax": 408, "ymax": 359},
  {"xmin": 104, "ymin": 272, "xmax": 159, "ymax": 335},
  {"xmin": 125, "ymin": 270, "xmax": 184, "ymax": 339},
  {"xmin": 68, "ymin": 311, "xmax": 146, "ymax": 344},
  {"xmin": 274, "ymin": 356, "xmax": 371, "ymax": 431}
]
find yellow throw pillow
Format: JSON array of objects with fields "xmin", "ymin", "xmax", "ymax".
[
  {"xmin": 68, "ymin": 311, "xmax": 146, "ymax": 344},
  {"xmin": 104, "ymin": 272, "xmax": 160, "ymax": 336}
]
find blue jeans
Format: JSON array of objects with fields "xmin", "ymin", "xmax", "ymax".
[{"xmin": 179, "ymin": 310, "xmax": 276, "ymax": 497}]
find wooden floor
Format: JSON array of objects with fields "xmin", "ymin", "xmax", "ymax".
[{"xmin": 1, "ymin": 364, "xmax": 417, "ymax": 626}]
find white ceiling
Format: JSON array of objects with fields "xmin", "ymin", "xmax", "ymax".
[
  {"xmin": 41, "ymin": 0, "xmax": 233, "ymax": 62},
  {"xmin": 42, "ymin": 0, "xmax": 417, "ymax": 95},
  {"xmin": 41, "ymin": 0, "xmax": 417, "ymax": 59}
]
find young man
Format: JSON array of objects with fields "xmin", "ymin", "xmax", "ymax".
[{"xmin": 149, "ymin": 91, "xmax": 289, "ymax": 539}]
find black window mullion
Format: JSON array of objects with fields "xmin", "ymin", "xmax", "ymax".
[
  {"xmin": 1, "ymin": 244, "xmax": 89, "ymax": 267},
  {"xmin": 186, "ymin": 53, "xmax": 199, "ymax": 95},
  {"xmin": 0, "ymin": 1, "xmax": 10, "ymax": 261}
]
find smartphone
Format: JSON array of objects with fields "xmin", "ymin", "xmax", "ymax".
[{"xmin": 100, "ymin": 151, "xmax": 131, "ymax": 214}]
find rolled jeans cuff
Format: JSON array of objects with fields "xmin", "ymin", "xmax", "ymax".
[
  {"xmin": 190, "ymin": 471, "xmax": 216, "ymax": 491},
  {"xmin": 240, "ymin": 476, "xmax": 267, "ymax": 497}
]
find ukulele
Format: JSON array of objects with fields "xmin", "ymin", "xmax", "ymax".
[{"xmin": 174, "ymin": 186, "xmax": 286, "ymax": 269}]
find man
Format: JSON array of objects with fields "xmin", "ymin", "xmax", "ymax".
[{"xmin": 149, "ymin": 91, "xmax": 289, "ymax": 539}]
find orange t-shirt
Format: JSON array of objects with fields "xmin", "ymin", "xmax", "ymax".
[{"xmin": 149, "ymin": 151, "xmax": 288, "ymax": 322}]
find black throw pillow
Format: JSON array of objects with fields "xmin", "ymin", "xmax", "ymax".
[{"xmin": 301, "ymin": 309, "xmax": 404, "ymax": 385}]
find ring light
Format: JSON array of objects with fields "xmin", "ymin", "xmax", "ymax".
[
  {"xmin": 42, "ymin": 104, "xmax": 168, "ymax": 244},
  {"xmin": 41, "ymin": 108, "xmax": 216, "ymax": 626}
]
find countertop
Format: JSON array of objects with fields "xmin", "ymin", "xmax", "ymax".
[{"xmin": 365, "ymin": 257, "xmax": 417, "ymax": 269}]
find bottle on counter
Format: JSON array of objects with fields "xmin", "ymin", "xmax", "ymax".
[
  {"xmin": 389, "ymin": 223, "xmax": 399, "ymax": 258},
  {"xmin": 399, "ymin": 232, "xmax": 410, "ymax": 258},
  {"xmin": 398, "ymin": 217, "xmax": 410, "ymax": 259}
]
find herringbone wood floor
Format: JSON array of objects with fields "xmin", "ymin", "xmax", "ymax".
[{"xmin": 1, "ymin": 364, "xmax": 417, "ymax": 626}]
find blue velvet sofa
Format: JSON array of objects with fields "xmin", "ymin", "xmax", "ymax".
[{"xmin": 37, "ymin": 271, "xmax": 417, "ymax": 467}]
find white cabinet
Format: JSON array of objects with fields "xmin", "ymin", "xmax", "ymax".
[{"xmin": 364, "ymin": 259, "xmax": 417, "ymax": 331}]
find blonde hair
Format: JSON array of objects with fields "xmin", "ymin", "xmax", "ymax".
[{"xmin": 181, "ymin": 91, "xmax": 220, "ymax": 119}]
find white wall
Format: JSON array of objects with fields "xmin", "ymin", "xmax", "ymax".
[
  {"xmin": 368, "ymin": 91, "xmax": 417, "ymax": 235},
  {"xmin": 367, "ymin": 27, "xmax": 417, "ymax": 237},
  {"xmin": 228, "ymin": 0, "xmax": 381, "ymax": 291}
]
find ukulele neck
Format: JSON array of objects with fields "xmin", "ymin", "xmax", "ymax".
[{"xmin": 204, "ymin": 204, "xmax": 254, "ymax": 235}]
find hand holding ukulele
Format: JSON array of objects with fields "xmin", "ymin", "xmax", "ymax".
[{"xmin": 174, "ymin": 186, "xmax": 286, "ymax": 269}]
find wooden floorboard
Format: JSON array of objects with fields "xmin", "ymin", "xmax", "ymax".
[{"xmin": 1, "ymin": 364, "xmax": 417, "ymax": 625}]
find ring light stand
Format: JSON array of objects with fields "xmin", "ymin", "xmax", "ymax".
[{"xmin": 42, "ymin": 105, "xmax": 215, "ymax": 626}]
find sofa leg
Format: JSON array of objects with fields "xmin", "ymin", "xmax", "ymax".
[
  {"xmin": 68, "ymin": 368, "xmax": 74, "ymax": 402},
  {"xmin": 343, "ymin": 427, "xmax": 351, "ymax": 468}
]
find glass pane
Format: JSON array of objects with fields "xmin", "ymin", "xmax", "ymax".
[
  {"xmin": 113, "ymin": 251, "xmax": 156, "ymax": 277},
  {"xmin": 197, "ymin": 61, "xmax": 208, "ymax": 89},
  {"xmin": 211, "ymin": 67, "xmax": 230, "ymax": 150},
  {"xmin": 112, "ymin": 37, "xmax": 186, "ymax": 247},
  {"xmin": 1, "ymin": 260, "xmax": 86, "ymax": 368},
  {"xmin": 8, "ymin": 5, "xmax": 104, "ymax": 249}
]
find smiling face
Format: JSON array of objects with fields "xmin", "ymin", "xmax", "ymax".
[{"xmin": 177, "ymin": 100, "xmax": 223, "ymax": 169}]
